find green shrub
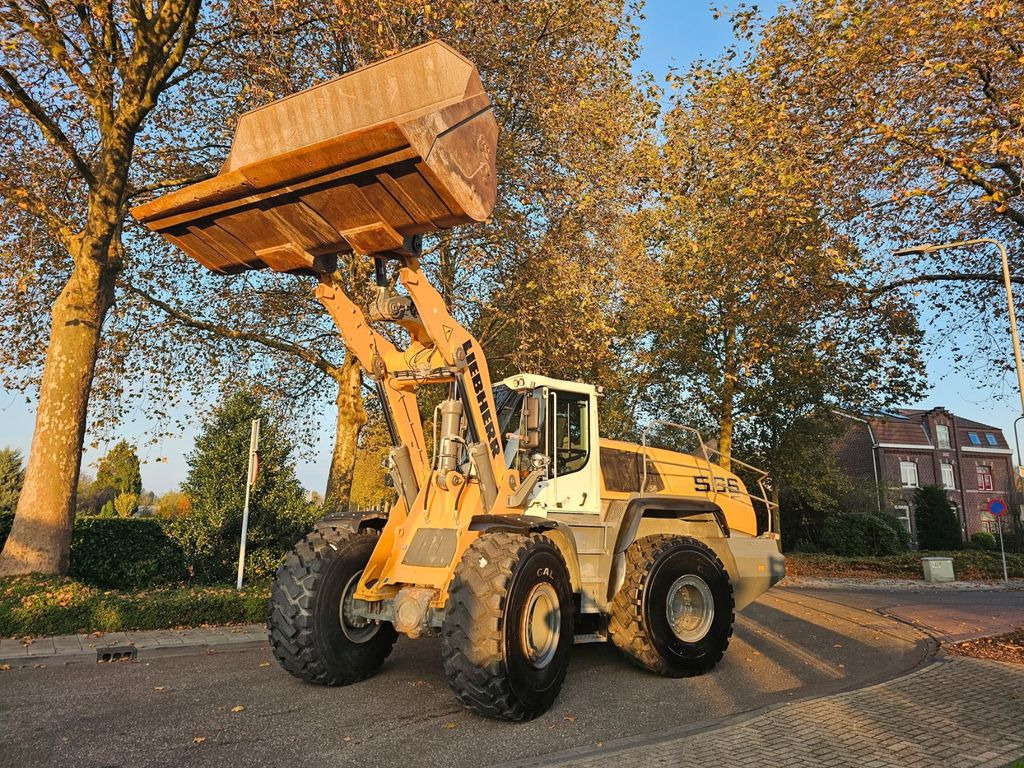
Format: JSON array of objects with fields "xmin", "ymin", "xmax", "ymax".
[
  {"xmin": 969, "ymin": 531, "xmax": 997, "ymax": 551},
  {"xmin": 0, "ymin": 575, "xmax": 268, "ymax": 637},
  {"xmin": 914, "ymin": 485, "xmax": 963, "ymax": 550},
  {"xmin": 821, "ymin": 512, "xmax": 908, "ymax": 556},
  {"xmin": 0, "ymin": 510, "xmax": 13, "ymax": 548},
  {"xmin": 69, "ymin": 517, "xmax": 186, "ymax": 588}
]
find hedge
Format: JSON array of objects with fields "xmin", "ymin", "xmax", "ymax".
[
  {"xmin": 0, "ymin": 512, "xmax": 187, "ymax": 589},
  {"xmin": 820, "ymin": 512, "xmax": 910, "ymax": 556},
  {"xmin": 0, "ymin": 575, "xmax": 268, "ymax": 637}
]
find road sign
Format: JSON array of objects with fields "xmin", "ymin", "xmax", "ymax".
[{"xmin": 987, "ymin": 498, "xmax": 1008, "ymax": 517}]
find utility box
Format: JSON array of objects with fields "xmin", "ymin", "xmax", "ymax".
[{"xmin": 922, "ymin": 556, "xmax": 955, "ymax": 583}]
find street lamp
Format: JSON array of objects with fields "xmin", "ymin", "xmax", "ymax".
[
  {"xmin": 893, "ymin": 238, "xmax": 1024, "ymax": 416},
  {"xmin": 894, "ymin": 238, "xmax": 1018, "ymax": 581}
]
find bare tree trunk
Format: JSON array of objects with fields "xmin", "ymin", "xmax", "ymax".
[
  {"xmin": 0, "ymin": 256, "xmax": 114, "ymax": 575},
  {"xmin": 717, "ymin": 325, "xmax": 737, "ymax": 472},
  {"xmin": 324, "ymin": 354, "xmax": 367, "ymax": 511}
]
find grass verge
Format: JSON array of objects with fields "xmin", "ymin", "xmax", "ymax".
[
  {"xmin": 946, "ymin": 629, "xmax": 1024, "ymax": 665},
  {"xmin": 0, "ymin": 575, "xmax": 269, "ymax": 638},
  {"xmin": 785, "ymin": 551, "xmax": 1024, "ymax": 580}
]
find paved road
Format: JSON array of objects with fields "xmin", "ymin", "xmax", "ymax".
[
  {"xmin": 0, "ymin": 588, "xmax": 930, "ymax": 768},
  {"xmin": 791, "ymin": 586, "xmax": 1024, "ymax": 641}
]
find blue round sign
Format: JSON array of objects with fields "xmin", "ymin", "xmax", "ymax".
[{"xmin": 987, "ymin": 498, "xmax": 1007, "ymax": 517}]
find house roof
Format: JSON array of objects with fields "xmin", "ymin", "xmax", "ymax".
[{"xmin": 853, "ymin": 407, "xmax": 1010, "ymax": 450}]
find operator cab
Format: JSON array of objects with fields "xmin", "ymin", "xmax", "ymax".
[{"xmin": 495, "ymin": 373, "xmax": 601, "ymax": 516}]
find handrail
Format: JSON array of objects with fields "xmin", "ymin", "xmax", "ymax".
[{"xmin": 641, "ymin": 419, "xmax": 779, "ymax": 534}]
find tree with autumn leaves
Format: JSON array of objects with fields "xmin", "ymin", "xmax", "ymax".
[{"xmin": 2, "ymin": 1, "xmax": 1020, "ymax": 576}]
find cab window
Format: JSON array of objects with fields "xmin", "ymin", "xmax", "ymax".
[{"xmin": 547, "ymin": 391, "xmax": 590, "ymax": 476}]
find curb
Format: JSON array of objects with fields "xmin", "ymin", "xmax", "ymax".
[{"xmin": 0, "ymin": 624, "xmax": 266, "ymax": 668}]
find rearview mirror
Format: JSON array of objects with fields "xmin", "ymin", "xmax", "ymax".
[{"xmin": 521, "ymin": 394, "xmax": 541, "ymax": 450}]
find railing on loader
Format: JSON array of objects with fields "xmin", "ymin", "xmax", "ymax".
[{"xmin": 640, "ymin": 419, "xmax": 780, "ymax": 536}]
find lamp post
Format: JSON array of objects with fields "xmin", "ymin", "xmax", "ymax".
[
  {"xmin": 894, "ymin": 238, "xmax": 1024, "ymax": 416},
  {"xmin": 895, "ymin": 238, "xmax": 1019, "ymax": 578}
]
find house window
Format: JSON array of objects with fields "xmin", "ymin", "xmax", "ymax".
[
  {"xmin": 982, "ymin": 513, "xmax": 997, "ymax": 534},
  {"xmin": 936, "ymin": 425, "xmax": 950, "ymax": 449},
  {"xmin": 900, "ymin": 461, "xmax": 919, "ymax": 488},
  {"xmin": 941, "ymin": 463, "xmax": 955, "ymax": 489},
  {"xmin": 968, "ymin": 432, "xmax": 981, "ymax": 445},
  {"xmin": 977, "ymin": 465, "xmax": 993, "ymax": 491},
  {"xmin": 893, "ymin": 504, "xmax": 911, "ymax": 534},
  {"xmin": 986, "ymin": 433, "xmax": 998, "ymax": 446}
]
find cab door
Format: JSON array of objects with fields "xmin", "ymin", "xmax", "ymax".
[{"xmin": 531, "ymin": 388, "xmax": 601, "ymax": 515}]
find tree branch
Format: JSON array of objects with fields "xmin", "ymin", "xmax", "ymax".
[
  {"xmin": 871, "ymin": 272, "xmax": 1024, "ymax": 296},
  {"xmin": 124, "ymin": 283, "xmax": 342, "ymax": 379},
  {"xmin": 0, "ymin": 65, "xmax": 97, "ymax": 187}
]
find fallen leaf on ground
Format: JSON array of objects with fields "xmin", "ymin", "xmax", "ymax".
[
  {"xmin": 230, "ymin": 705, "xmax": 245, "ymax": 713},
  {"xmin": 258, "ymin": 662, "xmax": 271, "ymax": 668},
  {"xmin": 0, "ymin": 664, "xmax": 10, "ymax": 671},
  {"xmin": 192, "ymin": 736, "xmax": 206, "ymax": 745},
  {"xmin": 343, "ymin": 736, "xmax": 352, "ymax": 742},
  {"xmin": 154, "ymin": 686, "xmax": 165, "ymax": 691},
  {"xmin": 564, "ymin": 715, "xmax": 576, "ymax": 722},
  {"xmin": 444, "ymin": 722, "xmax": 457, "ymax": 730}
]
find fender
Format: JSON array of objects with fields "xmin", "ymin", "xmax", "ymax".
[
  {"xmin": 607, "ymin": 495, "xmax": 731, "ymax": 602},
  {"xmin": 316, "ymin": 509, "xmax": 389, "ymax": 535},
  {"xmin": 469, "ymin": 514, "xmax": 582, "ymax": 594},
  {"xmin": 612, "ymin": 494, "xmax": 730, "ymax": 556}
]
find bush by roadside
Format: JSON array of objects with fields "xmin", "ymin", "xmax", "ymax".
[
  {"xmin": 0, "ymin": 575, "xmax": 268, "ymax": 637},
  {"xmin": 0, "ymin": 512, "xmax": 188, "ymax": 589},
  {"xmin": 820, "ymin": 512, "xmax": 910, "ymax": 556},
  {"xmin": 786, "ymin": 550, "xmax": 1024, "ymax": 580}
]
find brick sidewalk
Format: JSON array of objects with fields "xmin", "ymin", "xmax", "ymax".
[
  {"xmin": 0, "ymin": 624, "xmax": 265, "ymax": 667},
  {"xmin": 531, "ymin": 657, "xmax": 1024, "ymax": 768}
]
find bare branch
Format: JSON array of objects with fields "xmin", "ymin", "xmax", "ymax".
[
  {"xmin": 0, "ymin": 65, "xmax": 97, "ymax": 187},
  {"xmin": 124, "ymin": 283, "xmax": 342, "ymax": 379}
]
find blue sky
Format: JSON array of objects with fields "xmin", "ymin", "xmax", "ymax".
[{"xmin": 2, "ymin": 2, "xmax": 1022, "ymax": 494}]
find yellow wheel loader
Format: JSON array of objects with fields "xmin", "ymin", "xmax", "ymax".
[{"xmin": 134, "ymin": 41, "xmax": 785, "ymax": 721}]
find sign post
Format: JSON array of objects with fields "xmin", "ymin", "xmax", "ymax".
[
  {"xmin": 236, "ymin": 419, "xmax": 261, "ymax": 591},
  {"xmin": 986, "ymin": 498, "xmax": 1009, "ymax": 584}
]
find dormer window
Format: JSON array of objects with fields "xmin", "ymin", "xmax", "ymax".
[
  {"xmin": 986, "ymin": 433, "xmax": 998, "ymax": 446},
  {"xmin": 968, "ymin": 432, "xmax": 981, "ymax": 445}
]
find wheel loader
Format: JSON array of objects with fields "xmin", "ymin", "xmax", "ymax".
[{"xmin": 133, "ymin": 41, "xmax": 786, "ymax": 721}]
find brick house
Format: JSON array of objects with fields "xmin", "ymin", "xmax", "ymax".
[{"xmin": 833, "ymin": 407, "xmax": 1014, "ymax": 541}]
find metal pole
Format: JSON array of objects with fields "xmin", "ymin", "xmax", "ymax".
[
  {"xmin": 236, "ymin": 419, "xmax": 261, "ymax": 591},
  {"xmin": 992, "ymin": 238, "xmax": 1024, "ymax": 417},
  {"xmin": 996, "ymin": 514, "xmax": 1009, "ymax": 583}
]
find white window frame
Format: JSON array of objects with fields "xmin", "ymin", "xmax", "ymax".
[
  {"xmin": 941, "ymin": 463, "xmax": 955, "ymax": 489},
  {"xmin": 977, "ymin": 465, "xmax": 993, "ymax": 491},
  {"xmin": 900, "ymin": 461, "xmax": 919, "ymax": 488},
  {"xmin": 893, "ymin": 504, "xmax": 911, "ymax": 534},
  {"xmin": 936, "ymin": 424, "xmax": 950, "ymax": 449}
]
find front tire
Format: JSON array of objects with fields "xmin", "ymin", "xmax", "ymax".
[
  {"xmin": 609, "ymin": 534, "xmax": 734, "ymax": 677},
  {"xmin": 268, "ymin": 526, "xmax": 397, "ymax": 686},
  {"xmin": 441, "ymin": 532, "xmax": 574, "ymax": 720}
]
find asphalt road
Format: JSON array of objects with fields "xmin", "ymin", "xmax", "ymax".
[
  {"xmin": 792, "ymin": 587, "xmax": 1024, "ymax": 642},
  {"xmin": 0, "ymin": 588, "xmax": 931, "ymax": 768}
]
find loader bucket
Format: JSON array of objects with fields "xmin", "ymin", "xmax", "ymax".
[{"xmin": 132, "ymin": 41, "xmax": 497, "ymax": 274}]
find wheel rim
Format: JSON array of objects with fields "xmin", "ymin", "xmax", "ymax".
[
  {"xmin": 339, "ymin": 570, "xmax": 379, "ymax": 643},
  {"xmin": 521, "ymin": 582, "xmax": 560, "ymax": 669},
  {"xmin": 665, "ymin": 574, "xmax": 714, "ymax": 643}
]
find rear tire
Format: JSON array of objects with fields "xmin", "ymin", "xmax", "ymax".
[
  {"xmin": 441, "ymin": 532, "xmax": 574, "ymax": 720},
  {"xmin": 268, "ymin": 526, "xmax": 397, "ymax": 686},
  {"xmin": 609, "ymin": 534, "xmax": 734, "ymax": 677}
]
